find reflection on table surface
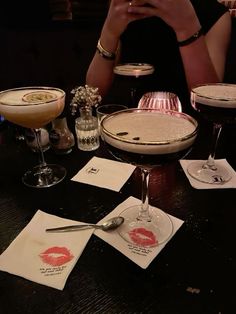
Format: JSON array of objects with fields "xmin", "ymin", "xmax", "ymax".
[{"xmin": 0, "ymin": 119, "xmax": 235, "ymax": 314}]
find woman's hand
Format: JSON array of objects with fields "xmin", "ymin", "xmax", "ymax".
[
  {"xmin": 103, "ymin": 0, "xmax": 148, "ymax": 39},
  {"xmin": 128, "ymin": 0, "xmax": 201, "ymax": 40}
]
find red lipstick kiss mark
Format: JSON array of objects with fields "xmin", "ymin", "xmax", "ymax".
[
  {"xmin": 128, "ymin": 228, "xmax": 157, "ymax": 246},
  {"xmin": 39, "ymin": 246, "xmax": 74, "ymax": 266}
]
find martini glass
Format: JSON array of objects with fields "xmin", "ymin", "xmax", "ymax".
[
  {"xmin": 101, "ymin": 108, "xmax": 198, "ymax": 247},
  {"xmin": 187, "ymin": 83, "xmax": 236, "ymax": 184},
  {"xmin": 0, "ymin": 86, "xmax": 66, "ymax": 188},
  {"xmin": 114, "ymin": 63, "xmax": 154, "ymax": 106}
]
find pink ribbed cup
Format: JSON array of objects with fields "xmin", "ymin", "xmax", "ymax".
[{"xmin": 138, "ymin": 91, "xmax": 182, "ymax": 112}]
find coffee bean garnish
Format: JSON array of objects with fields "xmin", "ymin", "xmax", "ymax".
[{"xmin": 116, "ymin": 132, "xmax": 128, "ymax": 136}]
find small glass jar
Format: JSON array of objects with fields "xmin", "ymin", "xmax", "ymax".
[
  {"xmin": 49, "ymin": 117, "xmax": 75, "ymax": 154},
  {"xmin": 75, "ymin": 106, "xmax": 100, "ymax": 151}
]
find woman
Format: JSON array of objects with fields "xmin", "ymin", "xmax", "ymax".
[{"xmin": 86, "ymin": 0, "xmax": 231, "ymax": 111}]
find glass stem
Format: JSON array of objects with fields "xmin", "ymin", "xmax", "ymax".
[
  {"xmin": 130, "ymin": 87, "xmax": 137, "ymax": 107},
  {"xmin": 137, "ymin": 167, "xmax": 151, "ymax": 222},
  {"xmin": 34, "ymin": 129, "xmax": 47, "ymax": 168},
  {"xmin": 204, "ymin": 123, "xmax": 222, "ymax": 170}
]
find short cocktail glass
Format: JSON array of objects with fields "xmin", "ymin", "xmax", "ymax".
[
  {"xmin": 0, "ymin": 86, "xmax": 66, "ymax": 188},
  {"xmin": 101, "ymin": 108, "xmax": 198, "ymax": 247},
  {"xmin": 187, "ymin": 83, "xmax": 236, "ymax": 184},
  {"xmin": 138, "ymin": 91, "xmax": 182, "ymax": 112},
  {"xmin": 96, "ymin": 104, "xmax": 128, "ymax": 135}
]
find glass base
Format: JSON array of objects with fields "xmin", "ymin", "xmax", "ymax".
[
  {"xmin": 22, "ymin": 164, "xmax": 66, "ymax": 188},
  {"xmin": 187, "ymin": 160, "xmax": 231, "ymax": 184},
  {"xmin": 118, "ymin": 205, "xmax": 173, "ymax": 247}
]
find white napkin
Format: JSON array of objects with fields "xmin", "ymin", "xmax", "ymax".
[
  {"xmin": 94, "ymin": 196, "xmax": 184, "ymax": 269},
  {"xmin": 180, "ymin": 159, "xmax": 236, "ymax": 189},
  {"xmin": 0, "ymin": 210, "xmax": 93, "ymax": 290},
  {"xmin": 71, "ymin": 156, "xmax": 136, "ymax": 191}
]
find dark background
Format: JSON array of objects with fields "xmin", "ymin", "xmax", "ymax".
[{"xmin": 0, "ymin": 1, "xmax": 235, "ymax": 107}]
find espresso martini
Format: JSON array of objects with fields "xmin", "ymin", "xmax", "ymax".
[
  {"xmin": 114, "ymin": 63, "xmax": 154, "ymax": 77},
  {"xmin": 188, "ymin": 83, "xmax": 236, "ymax": 184},
  {"xmin": 101, "ymin": 109, "xmax": 198, "ymax": 247},
  {"xmin": 101, "ymin": 109, "xmax": 198, "ymax": 167},
  {"xmin": 191, "ymin": 83, "xmax": 236, "ymax": 124}
]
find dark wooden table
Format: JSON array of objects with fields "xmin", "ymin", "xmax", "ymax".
[{"xmin": 0, "ymin": 117, "xmax": 235, "ymax": 314}]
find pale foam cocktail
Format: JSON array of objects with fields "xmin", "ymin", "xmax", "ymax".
[
  {"xmin": 0, "ymin": 86, "xmax": 66, "ymax": 188},
  {"xmin": 0, "ymin": 87, "xmax": 65, "ymax": 129}
]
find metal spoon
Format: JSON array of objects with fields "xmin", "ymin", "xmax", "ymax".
[{"xmin": 45, "ymin": 216, "xmax": 124, "ymax": 233}]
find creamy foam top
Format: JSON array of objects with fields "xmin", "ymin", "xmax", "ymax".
[
  {"xmin": 114, "ymin": 63, "xmax": 154, "ymax": 76},
  {"xmin": 192, "ymin": 84, "xmax": 236, "ymax": 108},
  {"xmin": 103, "ymin": 112, "xmax": 196, "ymax": 142},
  {"xmin": 0, "ymin": 88, "xmax": 64, "ymax": 106}
]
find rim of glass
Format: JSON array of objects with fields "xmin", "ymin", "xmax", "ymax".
[
  {"xmin": 101, "ymin": 108, "xmax": 198, "ymax": 146},
  {"xmin": 142, "ymin": 91, "xmax": 179, "ymax": 100},
  {"xmin": 114, "ymin": 63, "xmax": 155, "ymax": 74},
  {"xmin": 96, "ymin": 104, "xmax": 128, "ymax": 113},
  {"xmin": 191, "ymin": 83, "xmax": 236, "ymax": 102},
  {"xmin": 0, "ymin": 86, "xmax": 65, "ymax": 106}
]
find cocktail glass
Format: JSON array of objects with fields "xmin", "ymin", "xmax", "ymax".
[
  {"xmin": 187, "ymin": 83, "xmax": 236, "ymax": 184},
  {"xmin": 114, "ymin": 63, "xmax": 154, "ymax": 106},
  {"xmin": 0, "ymin": 86, "xmax": 66, "ymax": 188},
  {"xmin": 101, "ymin": 108, "xmax": 198, "ymax": 247}
]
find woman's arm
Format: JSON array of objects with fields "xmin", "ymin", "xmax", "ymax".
[
  {"xmin": 179, "ymin": 11, "xmax": 231, "ymax": 89},
  {"xmin": 85, "ymin": 31, "xmax": 119, "ymax": 97},
  {"xmin": 127, "ymin": 0, "xmax": 231, "ymax": 89},
  {"xmin": 86, "ymin": 0, "xmax": 231, "ymax": 95},
  {"xmin": 86, "ymin": 0, "xmax": 146, "ymax": 96}
]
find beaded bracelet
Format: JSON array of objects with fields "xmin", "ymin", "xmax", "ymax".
[
  {"xmin": 178, "ymin": 28, "xmax": 203, "ymax": 47},
  {"xmin": 96, "ymin": 39, "xmax": 117, "ymax": 60}
]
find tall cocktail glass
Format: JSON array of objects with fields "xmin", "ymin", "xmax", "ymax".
[
  {"xmin": 0, "ymin": 86, "xmax": 66, "ymax": 188},
  {"xmin": 187, "ymin": 83, "xmax": 236, "ymax": 184},
  {"xmin": 101, "ymin": 108, "xmax": 198, "ymax": 247}
]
